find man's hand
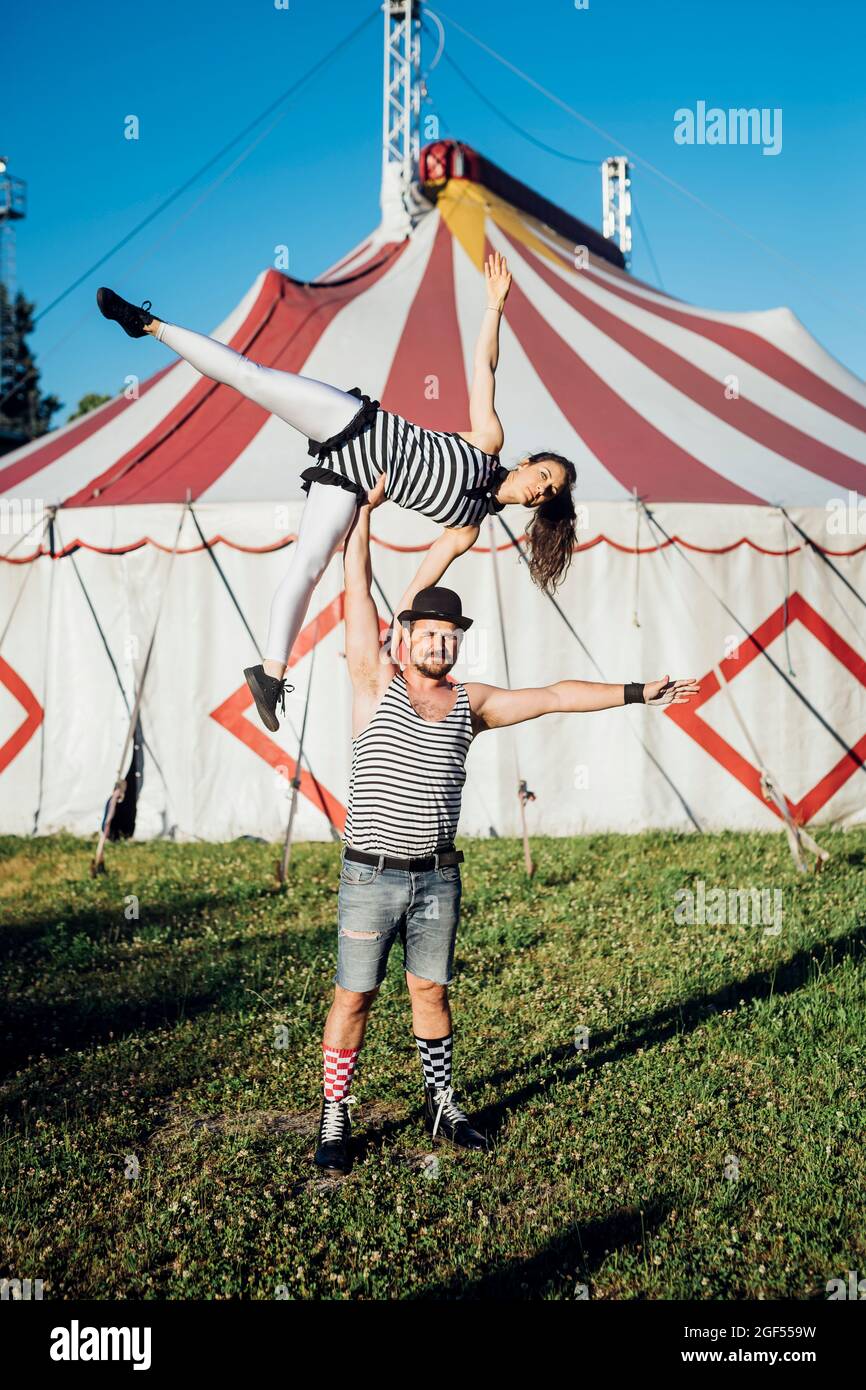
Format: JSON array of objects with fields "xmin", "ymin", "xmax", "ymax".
[{"xmin": 642, "ymin": 674, "xmax": 700, "ymax": 707}]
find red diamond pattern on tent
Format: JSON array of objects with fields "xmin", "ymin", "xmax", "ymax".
[
  {"xmin": 0, "ymin": 656, "xmax": 43, "ymax": 778},
  {"xmin": 664, "ymin": 592, "xmax": 866, "ymax": 824},
  {"xmin": 209, "ymin": 593, "xmax": 391, "ymax": 831},
  {"xmin": 0, "ymin": 656, "xmax": 43, "ymax": 775}
]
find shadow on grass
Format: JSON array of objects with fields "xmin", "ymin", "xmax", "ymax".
[
  {"xmin": 0, "ymin": 883, "xmax": 292, "ymax": 961},
  {"xmin": 409, "ymin": 1194, "xmax": 677, "ymax": 1299},
  {"xmin": 468, "ymin": 923, "xmax": 866, "ymax": 1140},
  {"xmin": 0, "ymin": 922, "xmax": 334, "ymax": 1084}
]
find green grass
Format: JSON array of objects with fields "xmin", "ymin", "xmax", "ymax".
[{"xmin": 1, "ymin": 830, "xmax": 864, "ymax": 1300}]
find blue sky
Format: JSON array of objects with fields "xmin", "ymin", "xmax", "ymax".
[{"xmin": 6, "ymin": 0, "xmax": 865, "ymax": 424}]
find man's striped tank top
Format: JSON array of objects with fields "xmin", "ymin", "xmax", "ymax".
[
  {"xmin": 311, "ymin": 404, "xmax": 506, "ymax": 528},
  {"xmin": 344, "ymin": 673, "xmax": 475, "ymax": 857}
]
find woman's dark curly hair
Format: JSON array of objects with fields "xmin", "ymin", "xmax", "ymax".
[{"xmin": 522, "ymin": 451, "xmax": 578, "ymax": 594}]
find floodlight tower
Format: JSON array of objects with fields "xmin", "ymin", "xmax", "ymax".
[
  {"xmin": 0, "ymin": 156, "xmax": 27, "ymax": 397},
  {"xmin": 601, "ymin": 155, "xmax": 631, "ymax": 267},
  {"xmin": 381, "ymin": 0, "xmax": 423, "ymax": 239}
]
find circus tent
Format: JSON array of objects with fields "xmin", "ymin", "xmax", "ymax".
[{"xmin": 2, "ymin": 140, "xmax": 865, "ymax": 846}]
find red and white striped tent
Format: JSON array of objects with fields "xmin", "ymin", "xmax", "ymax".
[{"xmin": 2, "ymin": 141, "xmax": 865, "ymax": 843}]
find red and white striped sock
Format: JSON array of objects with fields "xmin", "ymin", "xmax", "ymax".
[{"xmin": 322, "ymin": 1043, "xmax": 360, "ymax": 1102}]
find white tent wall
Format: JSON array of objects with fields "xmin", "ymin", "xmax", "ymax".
[{"xmin": 1, "ymin": 501, "xmax": 864, "ymax": 841}]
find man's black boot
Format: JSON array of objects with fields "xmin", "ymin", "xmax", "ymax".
[
  {"xmin": 424, "ymin": 1084, "xmax": 488, "ymax": 1151},
  {"xmin": 314, "ymin": 1095, "xmax": 355, "ymax": 1175},
  {"xmin": 244, "ymin": 664, "xmax": 294, "ymax": 732},
  {"xmin": 96, "ymin": 287, "xmax": 156, "ymax": 338}
]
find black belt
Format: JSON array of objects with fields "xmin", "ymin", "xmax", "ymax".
[{"xmin": 344, "ymin": 845, "xmax": 464, "ymax": 872}]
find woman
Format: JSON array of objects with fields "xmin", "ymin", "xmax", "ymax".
[{"xmin": 97, "ymin": 253, "xmax": 577, "ymax": 732}]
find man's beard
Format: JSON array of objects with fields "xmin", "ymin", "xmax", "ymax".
[{"xmin": 412, "ymin": 654, "xmax": 455, "ymax": 678}]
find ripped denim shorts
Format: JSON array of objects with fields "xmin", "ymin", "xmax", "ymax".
[{"xmin": 334, "ymin": 854, "xmax": 462, "ymax": 993}]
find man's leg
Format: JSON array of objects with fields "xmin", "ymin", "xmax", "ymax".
[
  {"xmin": 407, "ymin": 974, "xmax": 453, "ymax": 1091},
  {"xmin": 404, "ymin": 869, "xmax": 488, "ymax": 1151},
  {"xmin": 314, "ymin": 986, "xmax": 377, "ymax": 1176},
  {"xmin": 315, "ymin": 865, "xmax": 402, "ymax": 1173},
  {"xmin": 321, "ymin": 984, "xmax": 377, "ymax": 1101}
]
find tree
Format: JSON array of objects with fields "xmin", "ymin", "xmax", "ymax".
[
  {"xmin": 0, "ymin": 285, "xmax": 62, "ymax": 455},
  {"xmin": 69, "ymin": 392, "xmax": 111, "ymax": 421}
]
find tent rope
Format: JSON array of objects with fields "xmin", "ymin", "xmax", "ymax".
[
  {"xmin": 488, "ymin": 518, "xmax": 535, "ymax": 876},
  {"xmin": 92, "ymin": 501, "xmax": 189, "ymax": 874},
  {"xmin": 50, "ymin": 511, "xmax": 175, "ymax": 808},
  {"xmin": 638, "ymin": 501, "xmax": 829, "ymax": 874},
  {"xmin": 186, "ymin": 500, "xmax": 339, "ymax": 840},
  {"xmin": 494, "ymin": 512, "xmax": 705, "ymax": 833},
  {"xmin": 278, "ymin": 610, "xmax": 320, "ymax": 884},
  {"xmin": 779, "ymin": 506, "xmax": 866, "ymax": 617},
  {"xmin": 780, "ymin": 509, "xmax": 796, "ymax": 677},
  {"xmin": 780, "ymin": 510, "xmax": 866, "ymax": 653},
  {"xmin": 631, "ymin": 487, "xmax": 642, "ymax": 629}
]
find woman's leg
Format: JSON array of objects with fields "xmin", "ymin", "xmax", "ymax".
[
  {"xmin": 149, "ymin": 319, "xmax": 360, "ymax": 440},
  {"xmin": 263, "ymin": 482, "xmax": 359, "ymax": 672}
]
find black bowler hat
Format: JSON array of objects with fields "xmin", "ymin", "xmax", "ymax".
[{"xmin": 397, "ymin": 585, "xmax": 473, "ymax": 631}]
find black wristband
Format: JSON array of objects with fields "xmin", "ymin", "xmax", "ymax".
[{"xmin": 624, "ymin": 682, "xmax": 645, "ymax": 705}]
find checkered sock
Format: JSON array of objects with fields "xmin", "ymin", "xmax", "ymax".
[
  {"xmin": 414, "ymin": 1034, "xmax": 453, "ymax": 1091},
  {"xmin": 322, "ymin": 1043, "xmax": 360, "ymax": 1102}
]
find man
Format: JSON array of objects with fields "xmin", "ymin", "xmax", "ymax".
[{"xmin": 314, "ymin": 500, "xmax": 700, "ymax": 1174}]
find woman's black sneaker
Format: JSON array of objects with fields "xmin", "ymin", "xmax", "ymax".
[
  {"xmin": 96, "ymin": 287, "xmax": 156, "ymax": 338},
  {"xmin": 244, "ymin": 664, "xmax": 294, "ymax": 732}
]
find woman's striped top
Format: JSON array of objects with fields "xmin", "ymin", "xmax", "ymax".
[
  {"xmin": 344, "ymin": 673, "xmax": 475, "ymax": 857},
  {"xmin": 315, "ymin": 408, "xmax": 506, "ymax": 528}
]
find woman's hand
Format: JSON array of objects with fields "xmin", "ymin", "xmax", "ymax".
[
  {"xmin": 485, "ymin": 250, "xmax": 512, "ymax": 309},
  {"xmin": 366, "ymin": 472, "xmax": 387, "ymax": 509},
  {"xmin": 389, "ymin": 615, "xmax": 407, "ymax": 666},
  {"xmin": 643, "ymin": 674, "xmax": 701, "ymax": 707}
]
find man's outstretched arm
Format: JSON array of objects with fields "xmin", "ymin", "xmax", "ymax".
[
  {"xmin": 466, "ymin": 674, "xmax": 700, "ymax": 731},
  {"xmin": 343, "ymin": 501, "xmax": 395, "ymax": 698}
]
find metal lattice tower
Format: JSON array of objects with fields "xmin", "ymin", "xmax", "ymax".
[
  {"xmin": 0, "ymin": 159, "xmax": 27, "ymax": 400},
  {"xmin": 381, "ymin": 0, "xmax": 422, "ymax": 238},
  {"xmin": 601, "ymin": 155, "xmax": 632, "ymax": 266}
]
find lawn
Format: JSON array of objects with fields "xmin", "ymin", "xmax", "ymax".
[{"xmin": 1, "ymin": 830, "xmax": 864, "ymax": 1300}]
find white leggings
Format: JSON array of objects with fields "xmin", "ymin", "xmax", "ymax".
[{"xmin": 155, "ymin": 321, "xmax": 364, "ymax": 665}]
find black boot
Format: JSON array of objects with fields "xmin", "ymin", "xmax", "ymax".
[
  {"xmin": 244, "ymin": 664, "xmax": 294, "ymax": 732},
  {"xmin": 314, "ymin": 1095, "xmax": 355, "ymax": 1175},
  {"xmin": 96, "ymin": 287, "xmax": 156, "ymax": 338},
  {"xmin": 424, "ymin": 1084, "xmax": 488, "ymax": 1151}
]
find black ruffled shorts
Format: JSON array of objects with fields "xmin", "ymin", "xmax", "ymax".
[{"xmin": 300, "ymin": 386, "xmax": 381, "ymax": 501}]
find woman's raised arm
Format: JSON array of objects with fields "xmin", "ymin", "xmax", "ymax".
[
  {"xmin": 463, "ymin": 251, "xmax": 512, "ymax": 455},
  {"xmin": 389, "ymin": 524, "xmax": 480, "ymax": 664}
]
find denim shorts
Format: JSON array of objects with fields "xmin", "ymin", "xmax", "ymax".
[{"xmin": 335, "ymin": 854, "xmax": 462, "ymax": 993}]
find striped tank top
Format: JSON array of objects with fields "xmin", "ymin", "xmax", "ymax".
[
  {"xmin": 313, "ymin": 406, "xmax": 506, "ymax": 528},
  {"xmin": 344, "ymin": 673, "xmax": 475, "ymax": 857}
]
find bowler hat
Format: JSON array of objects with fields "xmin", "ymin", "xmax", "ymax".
[{"xmin": 397, "ymin": 585, "xmax": 473, "ymax": 631}]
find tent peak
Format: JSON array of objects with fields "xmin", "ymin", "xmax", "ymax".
[{"xmin": 418, "ymin": 139, "xmax": 625, "ymax": 271}]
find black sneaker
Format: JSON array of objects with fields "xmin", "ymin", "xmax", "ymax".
[
  {"xmin": 314, "ymin": 1095, "xmax": 355, "ymax": 1175},
  {"xmin": 244, "ymin": 664, "xmax": 294, "ymax": 732},
  {"xmin": 424, "ymin": 1084, "xmax": 489, "ymax": 1151},
  {"xmin": 96, "ymin": 287, "xmax": 155, "ymax": 338}
]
